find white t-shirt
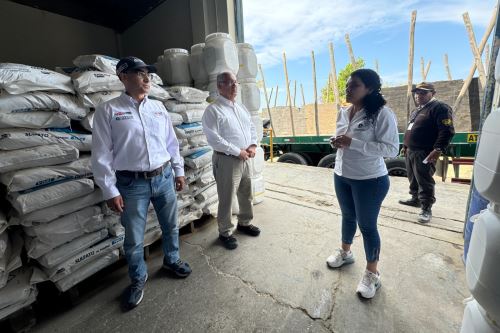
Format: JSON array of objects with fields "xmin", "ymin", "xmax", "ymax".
[{"xmin": 334, "ymin": 105, "xmax": 399, "ymax": 180}]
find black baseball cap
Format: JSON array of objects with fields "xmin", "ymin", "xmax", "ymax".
[{"xmin": 116, "ymin": 56, "xmax": 157, "ymax": 75}]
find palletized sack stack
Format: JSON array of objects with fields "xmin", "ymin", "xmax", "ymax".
[
  {"xmin": 165, "ymin": 87, "xmax": 218, "ymax": 227},
  {"xmin": 236, "ymin": 43, "xmax": 265, "ymax": 204},
  {"xmin": 0, "ymin": 62, "xmax": 123, "ymax": 295}
]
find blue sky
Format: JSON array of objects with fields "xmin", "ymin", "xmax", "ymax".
[{"xmin": 242, "ymin": 0, "xmax": 497, "ymax": 106}]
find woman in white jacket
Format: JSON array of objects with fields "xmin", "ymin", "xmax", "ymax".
[{"xmin": 326, "ymin": 68, "xmax": 399, "ymax": 299}]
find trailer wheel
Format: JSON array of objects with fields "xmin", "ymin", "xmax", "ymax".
[
  {"xmin": 298, "ymin": 153, "xmax": 314, "ymax": 166},
  {"xmin": 277, "ymin": 152, "xmax": 308, "ymax": 165},
  {"xmin": 317, "ymin": 154, "xmax": 336, "ymax": 168},
  {"xmin": 385, "ymin": 158, "xmax": 407, "ymax": 177}
]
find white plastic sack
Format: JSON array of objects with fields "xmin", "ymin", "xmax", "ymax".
[
  {"xmin": 0, "ymin": 91, "xmax": 88, "ymax": 120},
  {"xmin": 185, "ymin": 164, "xmax": 212, "ymax": 184},
  {"xmin": 174, "ymin": 122, "xmax": 204, "ymax": 139},
  {"xmin": 80, "ymin": 91, "xmax": 121, "ymax": 108},
  {"xmin": 180, "ymin": 146, "xmax": 208, "ymax": 158},
  {"xmin": 177, "ymin": 194, "xmax": 195, "ymax": 210},
  {"xmin": 0, "ymin": 211, "xmax": 6, "ymax": 234},
  {"xmin": 0, "ymin": 267, "xmax": 38, "ymax": 320},
  {"xmin": 12, "ymin": 188, "xmax": 103, "ymax": 225},
  {"xmin": 184, "ymin": 148, "xmax": 213, "ymax": 169},
  {"xmin": 8, "ymin": 178, "xmax": 95, "ymax": 215},
  {"xmin": 0, "ymin": 156, "xmax": 91, "ymax": 192},
  {"xmin": 36, "ymin": 229, "xmax": 108, "ymax": 268},
  {"xmin": 0, "ymin": 111, "xmax": 70, "ymax": 129},
  {"xmin": 167, "ymin": 86, "xmax": 209, "ymax": 103},
  {"xmin": 47, "ymin": 129, "xmax": 92, "ymax": 152},
  {"xmin": 164, "ymin": 100, "xmax": 207, "ymax": 112},
  {"xmin": 0, "ymin": 128, "xmax": 65, "ymax": 150},
  {"xmin": 188, "ymin": 135, "xmax": 208, "ymax": 147},
  {"xmin": 0, "ymin": 231, "xmax": 23, "ymax": 289},
  {"xmin": 195, "ymin": 183, "xmax": 218, "ymax": 202},
  {"xmin": 149, "ymin": 84, "xmax": 171, "ymax": 101},
  {"xmin": 24, "ymin": 205, "xmax": 103, "ymax": 247},
  {"xmin": 55, "ymin": 249, "xmax": 119, "ymax": 292},
  {"xmin": 0, "ymin": 144, "xmax": 78, "ymax": 173},
  {"xmin": 178, "ymin": 207, "xmax": 203, "ymax": 228},
  {"xmin": 81, "ymin": 111, "xmax": 94, "ymax": 132},
  {"xmin": 46, "ymin": 234, "xmax": 124, "ymax": 281},
  {"xmin": 192, "ymin": 194, "xmax": 218, "ymax": 211},
  {"xmin": 168, "ymin": 112, "xmax": 183, "ymax": 125},
  {"xmin": 0, "ymin": 63, "xmax": 74, "ymax": 94},
  {"xmin": 197, "ymin": 171, "xmax": 216, "ymax": 187},
  {"xmin": 73, "ymin": 54, "xmax": 119, "ymax": 74},
  {"xmin": 72, "ymin": 71, "xmax": 124, "ymax": 94},
  {"xmin": 0, "ymin": 231, "xmax": 8, "ymax": 260},
  {"xmin": 179, "ymin": 109, "xmax": 204, "ymax": 123}
]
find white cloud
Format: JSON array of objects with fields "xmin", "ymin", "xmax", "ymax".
[{"xmin": 243, "ymin": 0, "xmax": 496, "ymax": 67}]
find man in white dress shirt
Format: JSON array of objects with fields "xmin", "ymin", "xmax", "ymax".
[
  {"xmin": 202, "ymin": 72, "xmax": 261, "ymax": 250},
  {"xmin": 92, "ymin": 56, "xmax": 191, "ymax": 311}
]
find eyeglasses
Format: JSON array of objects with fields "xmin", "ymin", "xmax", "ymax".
[
  {"xmin": 127, "ymin": 71, "xmax": 153, "ymax": 80},
  {"xmin": 414, "ymin": 90, "xmax": 432, "ymax": 95}
]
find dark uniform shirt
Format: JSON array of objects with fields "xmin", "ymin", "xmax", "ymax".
[{"xmin": 403, "ymin": 99, "xmax": 455, "ymax": 151}]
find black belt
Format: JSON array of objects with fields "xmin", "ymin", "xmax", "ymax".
[
  {"xmin": 116, "ymin": 161, "xmax": 170, "ymax": 179},
  {"xmin": 214, "ymin": 151, "xmax": 238, "ymax": 159}
]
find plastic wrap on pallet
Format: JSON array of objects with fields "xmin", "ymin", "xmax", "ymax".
[
  {"xmin": 45, "ymin": 234, "xmax": 124, "ymax": 281},
  {"xmin": 0, "ymin": 156, "xmax": 92, "ymax": 193},
  {"xmin": 0, "ymin": 144, "xmax": 78, "ymax": 174},
  {"xmin": 0, "ymin": 266, "xmax": 39, "ymax": 321},
  {"xmin": 8, "ymin": 179, "xmax": 95, "ymax": 215},
  {"xmin": 0, "ymin": 63, "xmax": 74, "ymax": 94},
  {"xmin": 184, "ymin": 148, "xmax": 213, "ymax": 169},
  {"xmin": 54, "ymin": 249, "xmax": 119, "ymax": 293},
  {"xmin": 23, "ymin": 205, "xmax": 103, "ymax": 248},
  {"xmin": 0, "ymin": 128, "xmax": 66, "ymax": 151},
  {"xmin": 47, "ymin": 129, "xmax": 92, "ymax": 152},
  {"xmin": 36, "ymin": 229, "xmax": 109, "ymax": 268},
  {"xmin": 0, "ymin": 91, "xmax": 88, "ymax": 120},
  {"xmin": 0, "ymin": 111, "xmax": 71, "ymax": 129},
  {"xmin": 11, "ymin": 188, "xmax": 103, "ymax": 225},
  {"xmin": 164, "ymin": 100, "xmax": 207, "ymax": 112}
]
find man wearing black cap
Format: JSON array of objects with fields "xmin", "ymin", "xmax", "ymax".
[
  {"xmin": 399, "ymin": 82, "xmax": 455, "ymax": 223},
  {"xmin": 92, "ymin": 56, "xmax": 191, "ymax": 311}
]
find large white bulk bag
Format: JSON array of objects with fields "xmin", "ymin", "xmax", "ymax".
[
  {"xmin": 0, "ymin": 91, "xmax": 88, "ymax": 120},
  {"xmin": 73, "ymin": 54, "xmax": 119, "ymax": 74},
  {"xmin": 0, "ymin": 111, "xmax": 70, "ymax": 129},
  {"xmin": 47, "ymin": 129, "xmax": 92, "ymax": 152},
  {"xmin": 0, "ymin": 144, "xmax": 78, "ymax": 173},
  {"xmin": 0, "ymin": 128, "xmax": 65, "ymax": 150},
  {"xmin": 0, "ymin": 156, "xmax": 91, "ymax": 192},
  {"xmin": 11, "ymin": 188, "xmax": 103, "ymax": 225},
  {"xmin": 167, "ymin": 86, "xmax": 208, "ymax": 103},
  {"xmin": 0, "ymin": 63, "xmax": 74, "ymax": 94},
  {"xmin": 36, "ymin": 228, "xmax": 108, "ymax": 268},
  {"xmin": 80, "ymin": 91, "xmax": 121, "ymax": 108},
  {"xmin": 54, "ymin": 249, "xmax": 119, "ymax": 292},
  {"xmin": 72, "ymin": 71, "xmax": 124, "ymax": 94},
  {"xmin": 8, "ymin": 178, "xmax": 95, "ymax": 215}
]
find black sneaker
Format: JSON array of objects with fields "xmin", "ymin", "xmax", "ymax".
[
  {"xmin": 237, "ymin": 224, "xmax": 261, "ymax": 236},
  {"xmin": 418, "ymin": 208, "xmax": 432, "ymax": 223},
  {"xmin": 219, "ymin": 234, "xmax": 238, "ymax": 250},
  {"xmin": 163, "ymin": 259, "xmax": 192, "ymax": 278},
  {"xmin": 122, "ymin": 274, "xmax": 147, "ymax": 311},
  {"xmin": 398, "ymin": 198, "xmax": 421, "ymax": 207}
]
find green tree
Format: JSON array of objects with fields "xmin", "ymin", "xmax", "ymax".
[{"xmin": 321, "ymin": 58, "xmax": 365, "ymax": 104}]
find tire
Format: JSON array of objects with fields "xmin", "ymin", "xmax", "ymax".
[
  {"xmin": 277, "ymin": 152, "xmax": 308, "ymax": 165},
  {"xmin": 298, "ymin": 153, "xmax": 314, "ymax": 166},
  {"xmin": 385, "ymin": 157, "xmax": 407, "ymax": 177},
  {"xmin": 317, "ymin": 154, "xmax": 336, "ymax": 168}
]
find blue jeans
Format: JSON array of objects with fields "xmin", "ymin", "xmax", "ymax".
[
  {"xmin": 334, "ymin": 174, "xmax": 390, "ymax": 262},
  {"xmin": 116, "ymin": 165, "xmax": 179, "ymax": 284}
]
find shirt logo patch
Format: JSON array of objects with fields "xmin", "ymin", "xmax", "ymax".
[
  {"xmin": 442, "ymin": 119, "xmax": 453, "ymax": 126},
  {"xmin": 115, "ymin": 115, "xmax": 133, "ymax": 121}
]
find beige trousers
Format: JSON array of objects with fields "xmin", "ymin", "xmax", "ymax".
[{"xmin": 212, "ymin": 153, "xmax": 253, "ymax": 236}]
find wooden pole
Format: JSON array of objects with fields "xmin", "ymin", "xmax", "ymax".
[
  {"xmin": 444, "ymin": 54, "xmax": 453, "ymax": 80},
  {"xmin": 326, "ymin": 75, "xmax": 331, "ymax": 103},
  {"xmin": 300, "ymin": 83, "xmax": 306, "ymax": 107},
  {"xmin": 375, "ymin": 59, "xmax": 380, "ymax": 74},
  {"xmin": 293, "ymin": 80, "xmax": 297, "ymax": 108},
  {"xmin": 453, "ymin": 7, "xmax": 497, "ymax": 112},
  {"xmin": 285, "ymin": 81, "xmax": 290, "ymax": 106},
  {"xmin": 311, "ymin": 50, "xmax": 320, "ymax": 135},
  {"xmin": 406, "ymin": 10, "xmax": 417, "ymax": 121},
  {"xmin": 463, "ymin": 12, "xmax": 487, "ymax": 88},
  {"xmin": 485, "ymin": 43, "xmax": 490, "ymax": 75},
  {"xmin": 268, "ymin": 87, "xmax": 274, "ymax": 108},
  {"xmin": 258, "ymin": 64, "xmax": 275, "ymax": 135},
  {"xmin": 345, "ymin": 34, "xmax": 356, "ymax": 66},
  {"xmin": 274, "ymin": 85, "xmax": 279, "ymax": 108},
  {"xmin": 328, "ymin": 42, "xmax": 340, "ymax": 112},
  {"xmin": 424, "ymin": 60, "xmax": 431, "ymax": 81},
  {"xmin": 282, "ymin": 52, "xmax": 295, "ymax": 135},
  {"xmin": 420, "ymin": 57, "xmax": 425, "ymax": 81}
]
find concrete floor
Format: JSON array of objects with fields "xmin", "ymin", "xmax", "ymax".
[{"xmin": 31, "ymin": 163, "xmax": 469, "ymax": 333}]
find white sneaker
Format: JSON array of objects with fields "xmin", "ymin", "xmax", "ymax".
[
  {"xmin": 326, "ymin": 249, "xmax": 355, "ymax": 268},
  {"xmin": 356, "ymin": 270, "xmax": 381, "ymax": 299}
]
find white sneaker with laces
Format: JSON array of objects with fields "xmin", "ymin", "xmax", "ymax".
[
  {"xmin": 326, "ymin": 248, "xmax": 355, "ymax": 268},
  {"xmin": 356, "ymin": 270, "xmax": 381, "ymax": 299}
]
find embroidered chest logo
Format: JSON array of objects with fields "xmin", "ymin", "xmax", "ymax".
[{"xmin": 113, "ymin": 111, "xmax": 133, "ymax": 121}]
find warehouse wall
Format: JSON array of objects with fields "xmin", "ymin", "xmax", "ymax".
[{"xmin": 0, "ymin": 1, "xmax": 118, "ymax": 70}]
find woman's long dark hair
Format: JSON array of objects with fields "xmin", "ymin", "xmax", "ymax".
[{"xmin": 350, "ymin": 68, "xmax": 386, "ymax": 122}]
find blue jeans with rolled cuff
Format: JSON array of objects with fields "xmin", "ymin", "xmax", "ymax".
[
  {"xmin": 334, "ymin": 173, "xmax": 390, "ymax": 262},
  {"xmin": 116, "ymin": 165, "xmax": 179, "ymax": 285}
]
